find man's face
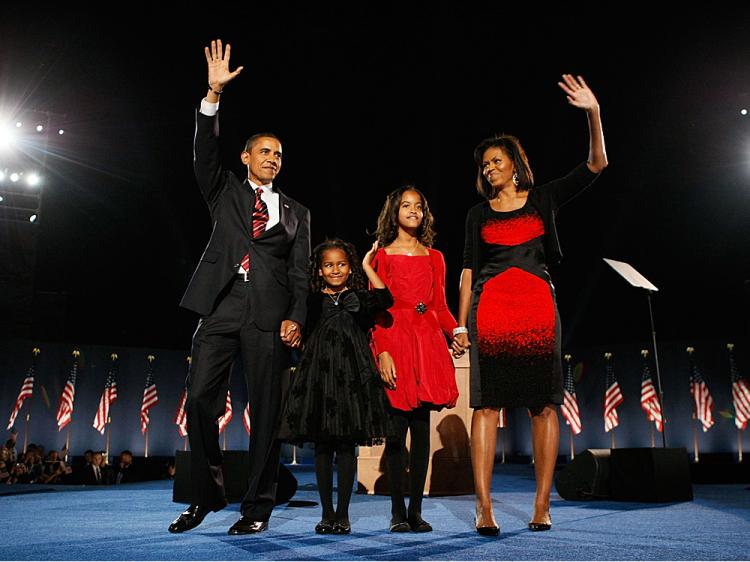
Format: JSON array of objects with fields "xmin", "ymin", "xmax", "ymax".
[
  {"xmin": 121, "ymin": 453, "xmax": 132, "ymax": 466},
  {"xmin": 241, "ymin": 137, "xmax": 282, "ymax": 186},
  {"xmin": 93, "ymin": 453, "xmax": 103, "ymax": 466}
]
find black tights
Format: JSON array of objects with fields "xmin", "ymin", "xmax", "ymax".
[
  {"xmin": 314, "ymin": 440, "xmax": 356, "ymax": 522},
  {"xmin": 384, "ymin": 406, "xmax": 430, "ymax": 520}
]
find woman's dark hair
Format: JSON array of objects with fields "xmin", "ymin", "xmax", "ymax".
[
  {"xmin": 374, "ymin": 186, "xmax": 436, "ymax": 248},
  {"xmin": 473, "ymin": 134, "xmax": 534, "ymax": 199},
  {"xmin": 310, "ymin": 239, "xmax": 367, "ymax": 293}
]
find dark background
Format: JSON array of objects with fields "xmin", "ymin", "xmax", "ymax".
[{"xmin": 1, "ymin": 5, "xmax": 748, "ymax": 351}]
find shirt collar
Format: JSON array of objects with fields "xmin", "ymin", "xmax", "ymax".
[{"xmin": 246, "ymin": 178, "xmax": 273, "ymax": 193}]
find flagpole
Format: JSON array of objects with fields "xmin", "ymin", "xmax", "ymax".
[
  {"xmin": 727, "ymin": 344, "xmax": 744, "ymax": 463},
  {"xmin": 145, "ymin": 428, "xmax": 149, "ymax": 458},
  {"xmin": 693, "ymin": 424, "xmax": 699, "ymax": 463},
  {"xmin": 651, "ymin": 424, "xmax": 655, "ymax": 448},
  {"xmin": 738, "ymin": 430, "xmax": 743, "ymax": 463},
  {"xmin": 611, "ymin": 430, "xmax": 616, "ymax": 450},
  {"xmin": 23, "ymin": 411, "xmax": 31, "ymax": 454},
  {"xmin": 292, "ymin": 446, "xmax": 298, "ymax": 465},
  {"xmin": 223, "ymin": 430, "xmax": 227, "ymax": 451},
  {"xmin": 569, "ymin": 429, "xmax": 575, "ymax": 460},
  {"xmin": 106, "ymin": 416, "xmax": 111, "ymax": 461},
  {"xmin": 184, "ymin": 437, "xmax": 188, "ymax": 452},
  {"xmin": 65, "ymin": 427, "xmax": 71, "ymax": 462}
]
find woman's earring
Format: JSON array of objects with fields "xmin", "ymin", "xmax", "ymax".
[{"xmin": 512, "ymin": 172, "xmax": 519, "ymax": 187}]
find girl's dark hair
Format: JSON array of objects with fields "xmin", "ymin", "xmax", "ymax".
[
  {"xmin": 473, "ymin": 134, "xmax": 534, "ymax": 199},
  {"xmin": 374, "ymin": 186, "xmax": 436, "ymax": 248},
  {"xmin": 310, "ymin": 238, "xmax": 367, "ymax": 293}
]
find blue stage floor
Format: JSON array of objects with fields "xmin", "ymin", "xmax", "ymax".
[{"xmin": 1, "ymin": 464, "xmax": 748, "ymax": 560}]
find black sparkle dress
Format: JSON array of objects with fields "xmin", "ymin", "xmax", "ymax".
[{"xmin": 278, "ymin": 288, "xmax": 393, "ymax": 445}]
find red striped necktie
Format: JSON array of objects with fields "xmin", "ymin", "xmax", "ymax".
[{"xmin": 240, "ymin": 187, "xmax": 270, "ymax": 274}]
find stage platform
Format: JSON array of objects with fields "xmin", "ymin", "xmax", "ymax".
[{"xmin": 1, "ymin": 464, "xmax": 748, "ymax": 560}]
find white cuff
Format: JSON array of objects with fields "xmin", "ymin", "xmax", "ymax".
[{"xmin": 199, "ymin": 98, "xmax": 220, "ymax": 116}]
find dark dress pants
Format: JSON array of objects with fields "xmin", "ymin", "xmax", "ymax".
[{"xmin": 186, "ymin": 278, "xmax": 289, "ymax": 520}]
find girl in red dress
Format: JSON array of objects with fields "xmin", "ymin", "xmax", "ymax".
[{"xmin": 371, "ymin": 186, "xmax": 459, "ymax": 533}]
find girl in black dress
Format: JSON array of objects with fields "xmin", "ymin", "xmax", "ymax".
[
  {"xmin": 453, "ymin": 74, "xmax": 608, "ymax": 535},
  {"xmin": 279, "ymin": 239, "xmax": 392, "ymax": 535}
]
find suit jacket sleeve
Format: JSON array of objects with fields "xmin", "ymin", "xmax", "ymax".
[
  {"xmin": 285, "ymin": 206, "xmax": 311, "ymax": 327},
  {"xmin": 193, "ymin": 109, "xmax": 228, "ymax": 210},
  {"xmin": 540, "ymin": 161, "xmax": 600, "ymax": 211}
]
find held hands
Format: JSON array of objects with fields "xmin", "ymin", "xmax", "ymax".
[
  {"xmin": 280, "ymin": 320, "xmax": 301, "ymax": 348},
  {"xmin": 378, "ymin": 351, "xmax": 397, "ymax": 391},
  {"xmin": 558, "ymin": 74, "xmax": 599, "ymax": 113},
  {"xmin": 205, "ymin": 39, "xmax": 244, "ymax": 92},
  {"xmin": 451, "ymin": 332, "xmax": 470, "ymax": 358}
]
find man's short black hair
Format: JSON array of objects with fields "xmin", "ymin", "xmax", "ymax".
[{"xmin": 243, "ymin": 132, "xmax": 282, "ymax": 153}]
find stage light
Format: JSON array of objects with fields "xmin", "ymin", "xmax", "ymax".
[
  {"xmin": 58, "ymin": 129, "xmax": 64, "ymax": 135},
  {"xmin": 0, "ymin": 170, "xmax": 5, "ymax": 181},
  {"xmin": 0, "ymin": 195, "xmax": 3, "ymax": 202},
  {"xmin": 15, "ymin": 122, "xmax": 22, "ymax": 128},
  {"xmin": 29, "ymin": 214, "xmax": 37, "ymax": 223},
  {"xmin": 0, "ymin": 126, "xmax": 15, "ymax": 149},
  {"xmin": 36, "ymin": 124, "xmax": 43, "ymax": 132},
  {"xmin": 26, "ymin": 173, "xmax": 40, "ymax": 186},
  {"xmin": 10, "ymin": 172, "xmax": 20, "ymax": 182},
  {"xmin": 742, "ymin": 109, "xmax": 748, "ymax": 116}
]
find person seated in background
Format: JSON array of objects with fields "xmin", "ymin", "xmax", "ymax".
[
  {"xmin": 23, "ymin": 448, "xmax": 44, "ymax": 483},
  {"xmin": 0, "ymin": 459, "xmax": 10, "ymax": 483},
  {"xmin": 82, "ymin": 451, "xmax": 108, "ymax": 485},
  {"xmin": 8, "ymin": 462, "xmax": 31, "ymax": 484},
  {"xmin": 114, "ymin": 450, "xmax": 139, "ymax": 484}
]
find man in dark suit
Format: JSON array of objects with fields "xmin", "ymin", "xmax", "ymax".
[{"xmin": 169, "ymin": 39, "xmax": 310, "ymax": 535}]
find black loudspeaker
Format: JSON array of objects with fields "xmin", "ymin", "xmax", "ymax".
[
  {"xmin": 173, "ymin": 450, "xmax": 298, "ymax": 504},
  {"xmin": 609, "ymin": 447, "xmax": 693, "ymax": 502},
  {"xmin": 555, "ymin": 448, "xmax": 611, "ymax": 500},
  {"xmin": 555, "ymin": 447, "xmax": 693, "ymax": 503}
]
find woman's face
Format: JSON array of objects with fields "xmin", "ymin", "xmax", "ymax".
[
  {"xmin": 319, "ymin": 248, "xmax": 351, "ymax": 290},
  {"xmin": 482, "ymin": 147, "xmax": 515, "ymax": 191},
  {"xmin": 397, "ymin": 190, "xmax": 424, "ymax": 231}
]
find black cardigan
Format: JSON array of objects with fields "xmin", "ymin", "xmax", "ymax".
[{"xmin": 463, "ymin": 162, "xmax": 600, "ymax": 285}]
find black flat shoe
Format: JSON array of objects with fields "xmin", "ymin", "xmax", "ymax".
[
  {"xmin": 315, "ymin": 519, "xmax": 334, "ymax": 534},
  {"xmin": 407, "ymin": 514, "xmax": 433, "ymax": 533},
  {"xmin": 228, "ymin": 516, "xmax": 268, "ymax": 535},
  {"xmin": 168, "ymin": 502, "xmax": 226, "ymax": 533},
  {"xmin": 332, "ymin": 518, "xmax": 351, "ymax": 534},
  {"xmin": 528, "ymin": 521, "xmax": 552, "ymax": 532},
  {"xmin": 389, "ymin": 516, "xmax": 411, "ymax": 533}
]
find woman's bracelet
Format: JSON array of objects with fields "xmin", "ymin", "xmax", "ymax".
[{"xmin": 452, "ymin": 326, "xmax": 468, "ymax": 336}]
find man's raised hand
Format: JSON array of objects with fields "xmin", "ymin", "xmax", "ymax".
[{"xmin": 205, "ymin": 39, "xmax": 244, "ymax": 92}]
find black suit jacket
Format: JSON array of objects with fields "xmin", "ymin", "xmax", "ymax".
[{"xmin": 180, "ymin": 110, "xmax": 310, "ymax": 329}]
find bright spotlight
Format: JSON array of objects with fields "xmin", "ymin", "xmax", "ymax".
[
  {"xmin": 742, "ymin": 109, "xmax": 748, "ymax": 116},
  {"xmin": 0, "ymin": 126, "xmax": 15, "ymax": 149},
  {"xmin": 26, "ymin": 173, "xmax": 40, "ymax": 186},
  {"xmin": 10, "ymin": 172, "xmax": 20, "ymax": 182},
  {"xmin": 29, "ymin": 214, "xmax": 37, "ymax": 223},
  {"xmin": 0, "ymin": 170, "xmax": 5, "ymax": 181},
  {"xmin": 15, "ymin": 122, "xmax": 22, "ymax": 128},
  {"xmin": 36, "ymin": 124, "xmax": 43, "ymax": 132},
  {"xmin": 0, "ymin": 195, "xmax": 3, "ymax": 202},
  {"xmin": 58, "ymin": 129, "xmax": 64, "ymax": 135}
]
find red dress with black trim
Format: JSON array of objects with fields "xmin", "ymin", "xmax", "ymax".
[
  {"xmin": 469, "ymin": 203, "xmax": 562, "ymax": 409},
  {"xmin": 371, "ymin": 248, "xmax": 459, "ymax": 412}
]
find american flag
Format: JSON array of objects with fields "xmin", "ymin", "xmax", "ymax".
[
  {"xmin": 640, "ymin": 354, "xmax": 663, "ymax": 432},
  {"xmin": 140, "ymin": 357, "xmax": 159, "ymax": 435},
  {"xmin": 728, "ymin": 344, "xmax": 750, "ymax": 430},
  {"xmin": 174, "ymin": 388, "xmax": 188, "ymax": 437},
  {"xmin": 689, "ymin": 350, "xmax": 714, "ymax": 432},
  {"xmin": 218, "ymin": 390, "xmax": 233, "ymax": 433},
  {"xmin": 7, "ymin": 360, "xmax": 35, "ymax": 430},
  {"xmin": 243, "ymin": 402, "xmax": 251, "ymax": 435},
  {"xmin": 561, "ymin": 360, "xmax": 582, "ymax": 435},
  {"xmin": 604, "ymin": 354, "xmax": 623, "ymax": 432},
  {"xmin": 497, "ymin": 407, "xmax": 506, "ymax": 429},
  {"xmin": 93, "ymin": 357, "xmax": 119, "ymax": 435},
  {"xmin": 56, "ymin": 352, "xmax": 79, "ymax": 430}
]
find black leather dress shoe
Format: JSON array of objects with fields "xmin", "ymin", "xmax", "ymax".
[
  {"xmin": 332, "ymin": 518, "xmax": 351, "ymax": 534},
  {"xmin": 315, "ymin": 519, "xmax": 334, "ymax": 534},
  {"xmin": 228, "ymin": 516, "xmax": 269, "ymax": 535},
  {"xmin": 168, "ymin": 502, "xmax": 226, "ymax": 534},
  {"xmin": 407, "ymin": 514, "xmax": 433, "ymax": 533},
  {"xmin": 389, "ymin": 516, "xmax": 411, "ymax": 533}
]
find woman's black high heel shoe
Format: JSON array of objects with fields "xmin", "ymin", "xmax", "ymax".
[
  {"xmin": 528, "ymin": 513, "xmax": 552, "ymax": 531},
  {"xmin": 475, "ymin": 508, "xmax": 500, "ymax": 536},
  {"xmin": 315, "ymin": 519, "xmax": 335, "ymax": 534}
]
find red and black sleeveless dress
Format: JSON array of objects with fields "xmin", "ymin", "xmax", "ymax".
[{"xmin": 468, "ymin": 201, "xmax": 562, "ymax": 409}]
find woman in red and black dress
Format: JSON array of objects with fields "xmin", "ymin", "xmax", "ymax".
[
  {"xmin": 371, "ymin": 186, "xmax": 459, "ymax": 533},
  {"xmin": 453, "ymin": 74, "xmax": 608, "ymax": 535}
]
